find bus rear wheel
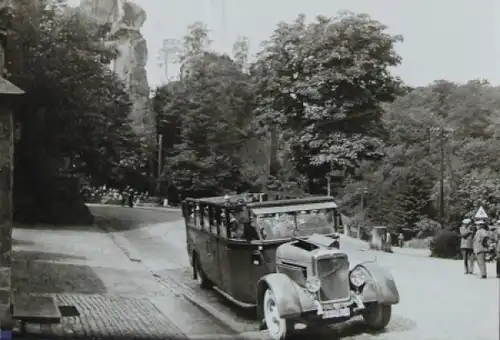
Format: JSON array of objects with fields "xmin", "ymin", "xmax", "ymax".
[{"xmin": 193, "ymin": 254, "xmax": 213, "ymax": 289}]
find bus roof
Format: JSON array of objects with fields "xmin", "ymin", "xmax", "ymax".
[
  {"xmin": 185, "ymin": 193, "xmax": 259, "ymax": 205},
  {"xmin": 184, "ymin": 194, "xmax": 337, "ymax": 210},
  {"xmin": 248, "ymin": 196, "xmax": 336, "ymax": 208},
  {"xmin": 251, "ymin": 201, "xmax": 338, "ymax": 215}
]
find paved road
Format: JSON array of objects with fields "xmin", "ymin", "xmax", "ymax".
[
  {"xmin": 89, "ymin": 205, "xmax": 499, "ymax": 340},
  {"xmin": 12, "ymin": 214, "xmax": 231, "ymax": 339}
]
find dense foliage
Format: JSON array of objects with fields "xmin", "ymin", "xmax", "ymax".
[
  {"xmin": 9, "ymin": 0, "xmax": 146, "ymax": 188},
  {"xmin": 154, "ymin": 22, "xmax": 257, "ymax": 198},
  {"xmin": 350, "ymin": 80, "xmax": 500, "ymax": 231},
  {"xmin": 252, "ymin": 13, "xmax": 404, "ymax": 191},
  {"xmin": 13, "ymin": 0, "xmax": 497, "ymax": 248},
  {"xmin": 154, "ymin": 13, "xmax": 405, "ymax": 199}
]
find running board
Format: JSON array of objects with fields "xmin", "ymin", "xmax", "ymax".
[{"xmin": 212, "ymin": 286, "xmax": 256, "ymax": 308}]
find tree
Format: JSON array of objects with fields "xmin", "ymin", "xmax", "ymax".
[
  {"xmin": 9, "ymin": 0, "xmax": 146, "ymax": 188},
  {"xmin": 180, "ymin": 21, "xmax": 212, "ymax": 61},
  {"xmin": 252, "ymin": 12, "xmax": 404, "ymax": 191},
  {"xmin": 232, "ymin": 36, "xmax": 250, "ymax": 71},
  {"xmin": 361, "ymin": 80, "xmax": 500, "ymax": 229},
  {"xmin": 155, "ymin": 24, "xmax": 257, "ymax": 198}
]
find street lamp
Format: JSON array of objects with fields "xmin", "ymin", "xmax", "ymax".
[{"xmin": 430, "ymin": 126, "xmax": 454, "ymax": 228}]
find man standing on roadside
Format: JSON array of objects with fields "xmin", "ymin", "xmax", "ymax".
[
  {"xmin": 460, "ymin": 218, "xmax": 474, "ymax": 274},
  {"xmin": 473, "ymin": 220, "xmax": 489, "ymax": 279}
]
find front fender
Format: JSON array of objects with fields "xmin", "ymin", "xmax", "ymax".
[
  {"xmin": 256, "ymin": 273, "xmax": 317, "ymax": 319},
  {"xmin": 356, "ymin": 261, "xmax": 399, "ymax": 304}
]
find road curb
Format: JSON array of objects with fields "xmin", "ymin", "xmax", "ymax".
[
  {"xmin": 94, "ymin": 223, "xmax": 143, "ymax": 262},
  {"xmin": 163, "ymin": 276, "xmax": 242, "ymax": 335}
]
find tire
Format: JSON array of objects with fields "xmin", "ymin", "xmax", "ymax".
[
  {"xmin": 193, "ymin": 255, "xmax": 213, "ymax": 289},
  {"xmin": 262, "ymin": 288, "xmax": 293, "ymax": 340},
  {"xmin": 362, "ymin": 303, "xmax": 392, "ymax": 330}
]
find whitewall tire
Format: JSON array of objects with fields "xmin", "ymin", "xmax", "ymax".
[{"xmin": 263, "ymin": 288, "xmax": 291, "ymax": 340}]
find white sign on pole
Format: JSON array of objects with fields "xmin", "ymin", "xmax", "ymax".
[{"xmin": 474, "ymin": 206, "xmax": 488, "ymax": 219}]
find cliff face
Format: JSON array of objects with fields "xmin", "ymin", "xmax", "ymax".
[{"xmin": 78, "ymin": 0, "xmax": 153, "ymax": 134}]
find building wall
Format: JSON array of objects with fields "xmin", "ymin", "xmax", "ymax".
[{"xmin": 0, "ymin": 104, "xmax": 13, "ymax": 328}]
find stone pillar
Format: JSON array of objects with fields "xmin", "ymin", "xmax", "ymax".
[
  {"xmin": 0, "ymin": 100, "xmax": 13, "ymax": 336},
  {"xmin": 0, "ymin": 2, "xmax": 20, "ymax": 337}
]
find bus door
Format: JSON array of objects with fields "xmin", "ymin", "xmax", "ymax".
[
  {"xmin": 216, "ymin": 208, "xmax": 233, "ymax": 295},
  {"xmin": 222, "ymin": 207, "xmax": 258, "ymax": 304},
  {"xmin": 196, "ymin": 203, "xmax": 220, "ymax": 285}
]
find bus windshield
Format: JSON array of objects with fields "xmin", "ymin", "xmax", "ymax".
[{"xmin": 254, "ymin": 209, "xmax": 336, "ymax": 240}]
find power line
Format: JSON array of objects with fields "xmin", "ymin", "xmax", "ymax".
[
  {"xmin": 220, "ymin": 0, "xmax": 226, "ymax": 50},
  {"xmin": 158, "ymin": 38, "xmax": 182, "ymax": 83}
]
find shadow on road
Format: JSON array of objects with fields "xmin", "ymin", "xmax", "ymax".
[
  {"xmin": 93, "ymin": 213, "xmax": 180, "ymax": 232},
  {"xmin": 13, "ymin": 250, "xmax": 87, "ymax": 262},
  {"xmin": 94, "ymin": 216, "xmax": 139, "ymax": 232},
  {"xmin": 12, "ymin": 238, "xmax": 36, "ymax": 247},
  {"xmin": 284, "ymin": 314, "xmax": 417, "ymax": 339},
  {"xmin": 12, "ymin": 250, "xmax": 106, "ymax": 294},
  {"xmin": 14, "ymin": 224, "xmax": 104, "ymax": 232},
  {"xmin": 14, "ymin": 334, "xmax": 187, "ymax": 340}
]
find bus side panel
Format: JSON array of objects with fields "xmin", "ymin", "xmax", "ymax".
[
  {"xmin": 248, "ymin": 244, "xmax": 278, "ymax": 302},
  {"xmin": 226, "ymin": 245, "xmax": 254, "ymax": 303}
]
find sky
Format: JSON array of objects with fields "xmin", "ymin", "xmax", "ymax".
[{"xmin": 69, "ymin": 0, "xmax": 500, "ymax": 88}]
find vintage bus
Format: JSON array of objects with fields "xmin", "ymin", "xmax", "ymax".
[{"xmin": 181, "ymin": 194, "xmax": 399, "ymax": 340}]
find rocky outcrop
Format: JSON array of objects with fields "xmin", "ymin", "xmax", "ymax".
[{"xmin": 77, "ymin": 0, "xmax": 153, "ymax": 134}]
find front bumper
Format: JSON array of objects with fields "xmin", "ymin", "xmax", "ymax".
[{"xmin": 299, "ymin": 292, "xmax": 365, "ymax": 323}]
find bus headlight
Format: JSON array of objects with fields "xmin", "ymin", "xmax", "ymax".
[
  {"xmin": 305, "ymin": 276, "xmax": 321, "ymax": 293},
  {"xmin": 350, "ymin": 267, "xmax": 367, "ymax": 288}
]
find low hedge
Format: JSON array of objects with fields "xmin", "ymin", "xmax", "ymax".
[{"xmin": 430, "ymin": 229, "xmax": 461, "ymax": 259}]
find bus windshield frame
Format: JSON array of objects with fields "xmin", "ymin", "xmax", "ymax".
[{"xmin": 251, "ymin": 202, "xmax": 339, "ymax": 240}]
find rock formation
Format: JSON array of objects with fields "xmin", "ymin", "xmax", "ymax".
[{"xmin": 77, "ymin": 0, "xmax": 153, "ymax": 135}]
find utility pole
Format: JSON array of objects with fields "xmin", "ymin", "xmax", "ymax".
[
  {"xmin": 158, "ymin": 39, "xmax": 181, "ymax": 83},
  {"xmin": 156, "ymin": 133, "xmax": 163, "ymax": 195},
  {"xmin": 432, "ymin": 84, "xmax": 453, "ymax": 228},
  {"xmin": 326, "ymin": 176, "xmax": 331, "ymax": 196},
  {"xmin": 430, "ymin": 126, "xmax": 454, "ymax": 228},
  {"xmin": 439, "ymin": 128, "xmax": 445, "ymax": 228}
]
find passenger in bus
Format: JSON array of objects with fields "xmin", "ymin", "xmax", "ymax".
[
  {"xmin": 228, "ymin": 201, "xmax": 249, "ymax": 240},
  {"xmin": 297, "ymin": 210, "xmax": 309, "ymax": 225},
  {"xmin": 194, "ymin": 205, "xmax": 201, "ymax": 226},
  {"xmin": 229, "ymin": 214, "xmax": 244, "ymax": 239},
  {"xmin": 219, "ymin": 218, "xmax": 227, "ymax": 237},
  {"xmin": 202, "ymin": 206, "xmax": 210, "ymax": 227}
]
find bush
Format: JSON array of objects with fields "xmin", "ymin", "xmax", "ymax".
[
  {"xmin": 430, "ymin": 229, "xmax": 460, "ymax": 259},
  {"xmin": 405, "ymin": 237, "xmax": 433, "ymax": 249},
  {"xmin": 414, "ymin": 217, "xmax": 440, "ymax": 238}
]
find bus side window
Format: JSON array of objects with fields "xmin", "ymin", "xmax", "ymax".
[
  {"xmin": 222, "ymin": 209, "xmax": 231, "ymax": 238},
  {"xmin": 214, "ymin": 207, "xmax": 222, "ymax": 236},
  {"xmin": 185, "ymin": 202, "xmax": 193, "ymax": 224},
  {"xmin": 228, "ymin": 209, "xmax": 244, "ymax": 240},
  {"xmin": 199, "ymin": 204, "xmax": 206, "ymax": 230},
  {"xmin": 182, "ymin": 202, "xmax": 187, "ymax": 219},
  {"xmin": 194, "ymin": 204, "xmax": 201, "ymax": 229},
  {"xmin": 220, "ymin": 208, "xmax": 228, "ymax": 238},
  {"xmin": 208, "ymin": 205, "xmax": 215, "ymax": 234},
  {"xmin": 334, "ymin": 209, "xmax": 342, "ymax": 232}
]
